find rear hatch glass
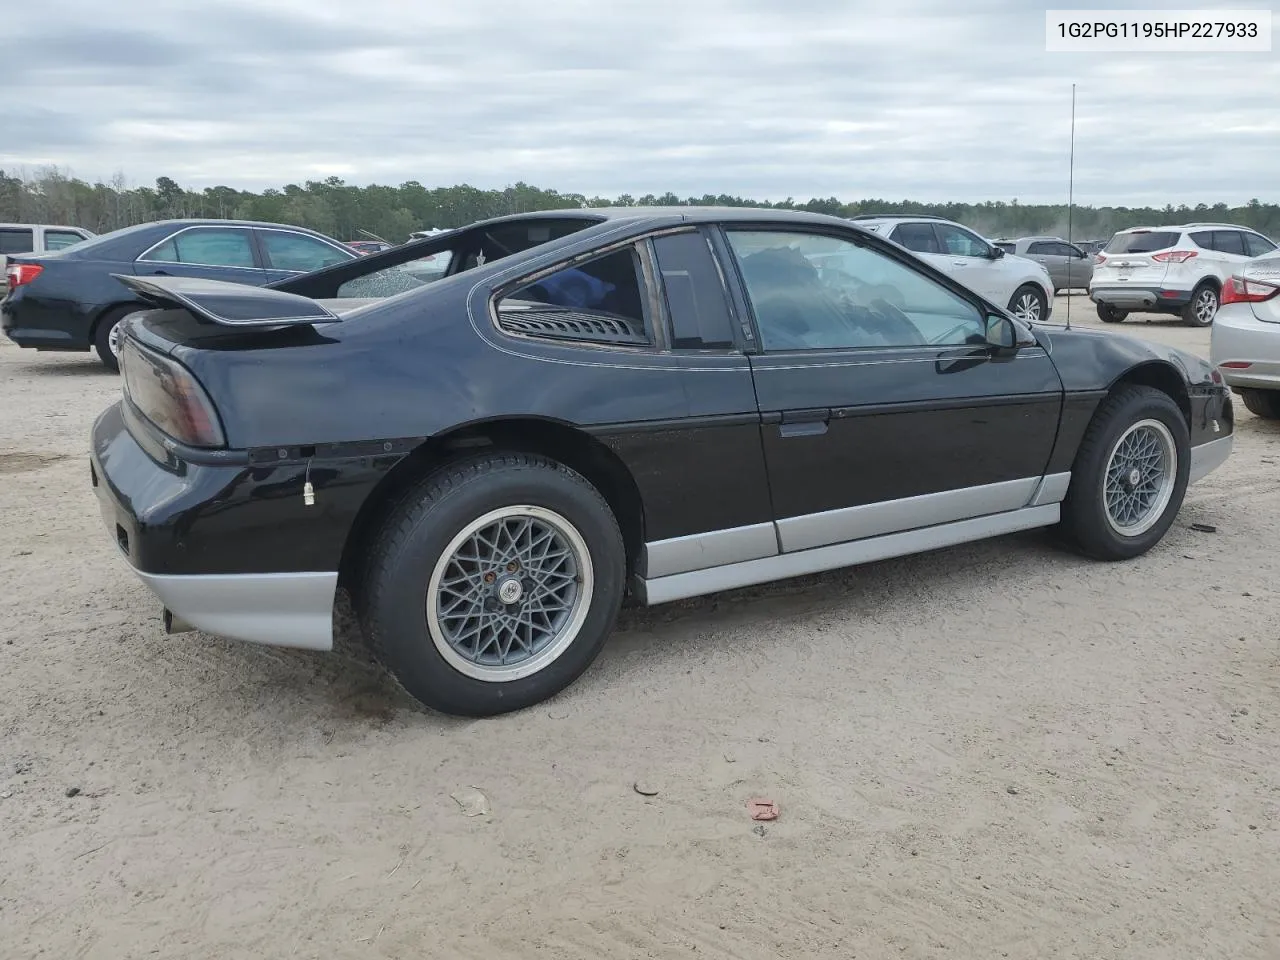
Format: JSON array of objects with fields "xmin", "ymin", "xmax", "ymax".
[{"xmin": 1104, "ymin": 231, "xmax": 1179, "ymax": 254}]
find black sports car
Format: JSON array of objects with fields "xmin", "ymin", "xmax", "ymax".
[
  {"xmin": 89, "ymin": 207, "xmax": 1234, "ymax": 717},
  {"xmin": 2, "ymin": 218, "xmax": 358, "ymax": 370}
]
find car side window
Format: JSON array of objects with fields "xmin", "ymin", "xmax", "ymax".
[
  {"xmin": 0, "ymin": 228, "xmax": 34, "ymax": 255},
  {"xmin": 141, "ymin": 228, "xmax": 256, "ymax": 268},
  {"xmin": 1027, "ymin": 241, "xmax": 1055, "ymax": 255},
  {"xmin": 934, "ymin": 224, "xmax": 991, "ymax": 258},
  {"xmin": 1212, "ymin": 231, "xmax": 1247, "ymax": 256},
  {"xmin": 495, "ymin": 246, "xmax": 651, "ymax": 347},
  {"xmin": 890, "ymin": 223, "xmax": 940, "ymax": 254},
  {"xmin": 1244, "ymin": 233, "xmax": 1277, "ymax": 257},
  {"xmin": 260, "ymin": 231, "xmax": 351, "ymax": 272},
  {"xmin": 44, "ymin": 230, "xmax": 87, "ymax": 251},
  {"xmin": 725, "ymin": 230, "xmax": 986, "ymax": 352},
  {"xmin": 1064, "ymin": 243, "xmax": 1086, "ymax": 258}
]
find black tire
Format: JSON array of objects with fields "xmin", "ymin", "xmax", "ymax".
[
  {"xmin": 1058, "ymin": 385, "xmax": 1190, "ymax": 561},
  {"xmin": 358, "ymin": 452, "xmax": 625, "ymax": 717},
  {"xmin": 1181, "ymin": 282, "xmax": 1218, "ymax": 327},
  {"xmin": 1007, "ymin": 284, "xmax": 1047, "ymax": 324},
  {"xmin": 1240, "ymin": 389, "xmax": 1280, "ymax": 419},
  {"xmin": 1096, "ymin": 303, "xmax": 1128, "ymax": 324},
  {"xmin": 92, "ymin": 306, "xmax": 136, "ymax": 372}
]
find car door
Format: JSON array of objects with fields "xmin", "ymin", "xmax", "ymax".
[
  {"xmin": 1209, "ymin": 230, "xmax": 1253, "ymax": 282},
  {"xmin": 1058, "ymin": 241, "xmax": 1092, "ymax": 289},
  {"xmin": 930, "ymin": 222, "xmax": 1006, "ymax": 303},
  {"xmin": 256, "ymin": 228, "xmax": 356, "ymax": 282},
  {"xmin": 134, "ymin": 226, "xmax": 269, "ymax": 285},
  {"xmin": 721, "ymin": 226, "xmax": 1063, "ymax": 553},
  {"xmin": 1025, "ymin": 240, "xmax": 1067, "ymax": 289}
]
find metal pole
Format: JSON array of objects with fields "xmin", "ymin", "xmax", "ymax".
[{"xmin": 1066, "ymin": 83, "xmax": 1076, "ymax": 328}]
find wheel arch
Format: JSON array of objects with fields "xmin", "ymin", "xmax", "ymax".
[
  {"xmin": 337, "ymin": 416, "xmax": 646, "ymax": 590},
  {"xmin": 88, "ymin": 300, "xmax": 143, "ymax": 342},
  {"xmin": 1105, "ymin": 361, "xmax": 1191, "ymax": 425}
]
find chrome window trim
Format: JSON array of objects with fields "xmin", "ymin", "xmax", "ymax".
[{"xmin": 136, "ymin": 224, "xmax": 262, "ymax": 270}]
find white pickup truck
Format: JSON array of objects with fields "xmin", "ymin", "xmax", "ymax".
[{"xmin": 1, "ymin": 223, "xmax": 96, "ymax": 269}]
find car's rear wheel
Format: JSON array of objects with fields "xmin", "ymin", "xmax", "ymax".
[
  {"xmin": 1182, "ymin": 282, "xmax": 1218, "ymax": 327},
  {"xmin": 1096, "ymin": 303, "xmax": 1128, "ymax": 323},
  {"xmin": 92, "ymin": 306, "xmax": 137, "ymax": 372},
  {"xmin": 1058, "ymin": 385, "xmax": 1189, "ymax": 561},
  {"xmin": 1008, "ymin": 284, "xmax": 1047, "ymax": 324},
  {"xmin": 359, "ymin": 452, "xmax": 626, "ymax": 717},
  {"xmin": 1240, "ymin": 388, "xmax": 1280, "ymax": 419}
]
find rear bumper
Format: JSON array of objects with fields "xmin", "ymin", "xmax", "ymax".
[
  {"xmin": 1210, "ymin": 303, "xmax": 1280, "ymax": 390},
  {"xmin": 90, "ymin": 400, "xmax": 341, "ymax": 651},
  {"xmin": 135, "ymin": 570, "xmax": 337, "ymax": 650},
  {"xmin": 1089, "ymin": 286, "xmax": 1190, "ymax": 310},
  {"xmin": 1, "ymin": 294, "xmax": 93, "ymax": 350},
  {"xmin": 1189, "ymin": 434, "xmax": 1232, "ymax": 485}
]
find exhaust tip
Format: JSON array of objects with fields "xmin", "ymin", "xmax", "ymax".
[{"xmin": 163, "ymin": 608, "xmax": 194, "ymax": 635}]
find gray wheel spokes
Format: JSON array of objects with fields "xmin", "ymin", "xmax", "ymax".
[
  {"xmin": 1103, "ymin": 421, "xmax": 1176, "ymax": 537},
  {"xmin": 430, "ymin": 509, "xmax": 586, "ymax": 671}
]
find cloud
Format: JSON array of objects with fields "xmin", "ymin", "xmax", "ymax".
[{"xmin": 0, "ymin": 0, "xmax": 1275, "ymax": 205}]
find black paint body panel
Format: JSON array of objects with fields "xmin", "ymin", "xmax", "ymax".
[{"xmin": 87, "ymin": 208, "xmax": 1233, "ymax": 580}]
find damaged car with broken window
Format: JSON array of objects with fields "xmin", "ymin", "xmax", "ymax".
[{"xmin": 90, "ymin": 207, "xmax": 1234, "ymax": 717}]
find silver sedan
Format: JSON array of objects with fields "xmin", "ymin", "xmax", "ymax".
[{"xmin": 1210, "ymin": 249, "xmax": 1280, "ymax": 418}]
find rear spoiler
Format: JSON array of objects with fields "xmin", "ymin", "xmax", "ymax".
[{"xmin": 112, "ymin": 274, "xmax": 341, "ymax": 329}]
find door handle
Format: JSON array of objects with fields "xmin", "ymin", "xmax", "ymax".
[
  {"xmin": 778, "ymin": 408, "xmax": 830, "ymax": 438},
  {"xmin": 952, "ymin": 260, "xmax": 968, "ymax": 266}
]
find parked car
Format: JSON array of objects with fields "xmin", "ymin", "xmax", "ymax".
[
  {"xmin": 1089, "ymin": 223, "xmax": 1277, "ymax": 327},
  {"xmin": 849, "ymin": 215, "xmax": 1055, "ymax": 324},
  {"xmin": 1210, "ymin": 249, "xmax": 1280, "ymax": 418},
  {"xmin": 2, "ymin": 219, "xmax": 359, "ymax": 369},
  {"xmin": 1003, "ymin": 236, "xmax": 1094, "ymax": 292},
  {"xmin": 0, "ymin": 222, "xmax": 95, "ymax": 268},
  {"xmin": 90, "ymin": 206, "xmax": 1234, "ymax": 717}
]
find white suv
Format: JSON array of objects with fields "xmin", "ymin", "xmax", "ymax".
[
  {"xmin": 850, "ymin": 215, "xmax": 1055, "ymax": 323},
  {"xmin": 1089, "ymin": 223, "xmax": 1277, "ymax": 327}
]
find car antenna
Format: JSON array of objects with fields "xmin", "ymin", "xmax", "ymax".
[{"xmin": 1065, "ymin": 82, "xmax": 1076, "ymax": 330}]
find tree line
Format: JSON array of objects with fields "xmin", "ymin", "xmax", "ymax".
[{"xmin": 2, "ymin": 167, "xmax": 1277, "ymax": 244}]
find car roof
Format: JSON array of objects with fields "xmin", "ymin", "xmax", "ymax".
[
  {"xmin": 0, "ymin": 222, "xmax": 90, "ymax": 230},
  {"xmin": 1117, "ymin": 223, "xmax": 1260, "ymax": 233}
]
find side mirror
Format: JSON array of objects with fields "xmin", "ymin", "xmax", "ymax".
[
  {"xmin": 985, "ymin": 314, "xmax": 1017, "ymax": 351},
  {"xmin": 989, "ymin": 246, "xmax": 1006, "ymax": 259}
]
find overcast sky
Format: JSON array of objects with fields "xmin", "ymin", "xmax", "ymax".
[{"xmin": 2, "ymin": 0, "xmax": 1276, "ymax": 205}]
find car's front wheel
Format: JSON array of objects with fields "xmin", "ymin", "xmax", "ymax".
[
  {"xmin": 1240, "ymin": 388, "xmax": 1280, "ymax": 419},
  {"xmin": 1182, "ymin": 282, "xmax": 1219, "ymax": 327},
  {"xmin": 359, "ymin": 452, "xmax": 626, "ymax": 717},
  {"xmin": 1058, "ymin": 385, "xmax": 1190, "ymax": 561},
  {"xmin": 1008, "ymin": 284, "xmax": 1047, "ymax": 324},
  {"xmin": 1096, "ymin": 303, "xmax": 1128, "ymax": 324}
]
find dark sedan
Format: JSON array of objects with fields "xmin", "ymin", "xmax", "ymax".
[
  {"xmin": 2, "ymin": 218, "xmax": 358, "ymax": 369},
  {"xmin": 89, "ymin": 207, "xmax": 1235, "ymax": 717}
]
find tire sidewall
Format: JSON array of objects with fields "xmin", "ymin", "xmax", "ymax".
[
  {"xmin": 368, "ymin": 459, "xmax": 625, "ymax": 716},
  {"xmin": 1068, "ymin": 391, "xmax": 1190, "ymax": 559},
  {"xmin": 1096, "ymin": 303, "xmax": 1126, "ymax": 323}
]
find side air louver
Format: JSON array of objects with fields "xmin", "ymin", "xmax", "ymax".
[{"xmin": 499, "ymin": 309, "xmax": 649, "ymax": 346}]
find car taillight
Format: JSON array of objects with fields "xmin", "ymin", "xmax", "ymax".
[
  {"xmin": 119, "ymin": 338, "xmax": 226, "ymax": 448},
  {"xmin": 1151, "ymin": 250, "xmax": 1197, "ymax": 263},
  {"xmin": 1221, "ymin": 274, "xmax": 1280, "ymax": 305},
  {"xmin": 5, "ymin": 262, "xmax": 43, "ymax": 290}
]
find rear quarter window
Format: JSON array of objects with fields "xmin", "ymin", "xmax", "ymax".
[
  {"xmin": 0, "ymin": 228, "xmax": 35, "ymax": 255},
  {"xmin": 1104, "ymin": 231, "xmax": 1180, "ymax": 254}
]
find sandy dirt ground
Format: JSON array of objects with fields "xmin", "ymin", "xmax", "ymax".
[{"xmin": 2, "ymin": 295, "xmax": 1278, "ymax": 959}]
